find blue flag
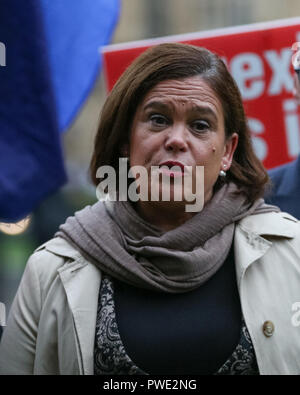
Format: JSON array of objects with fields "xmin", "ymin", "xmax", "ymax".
[
  {"xmin": 0, "ymin": 0, "xmax": 120, "ymax": 223},
  {"xmin": 40, "ymin": 0, "xmax": 120, "ymax": 131}
]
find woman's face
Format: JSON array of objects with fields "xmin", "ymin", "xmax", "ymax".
[{"xmin": 127, "ymin": 76, "xmax": 238, "ymax": 205}]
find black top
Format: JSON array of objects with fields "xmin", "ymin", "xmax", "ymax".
[{"xmin": 113, "ymin": 246, "xmax": 242, "ymax": 375}]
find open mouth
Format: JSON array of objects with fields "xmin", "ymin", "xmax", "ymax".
[{"xmin": 158, "ymin": 161, "xmax": 185, "ymax": 177}]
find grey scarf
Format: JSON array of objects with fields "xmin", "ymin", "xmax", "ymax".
[{"xmin": 55, "ymin": 182, "xmax": 279, "ymax": 293}]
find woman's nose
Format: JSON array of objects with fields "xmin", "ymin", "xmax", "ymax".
[{"xmin": 164, "ymin": 124, "xmax": 188, "ymax": 152}]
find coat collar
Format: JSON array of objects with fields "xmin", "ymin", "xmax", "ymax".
[
  {"xmin": 237, "ymin": 211, "xmax": 297, "ymax": 238},
  {"xmin": 234, "ymin": 211, "xmax": 297, "ymax": 289}
]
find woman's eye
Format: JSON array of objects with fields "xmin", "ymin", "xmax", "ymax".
[
  {"xmin": 192, "ymin": 120, "xmax": 210, "ymax": 132},
  {"xmin": 150, "ymin": 114, "xmax": 168, "ymax": 126}
]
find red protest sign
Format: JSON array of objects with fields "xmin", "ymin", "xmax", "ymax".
[{"xmin": 102, "ymin": 18, "xmax": 300, "ymax": 169}]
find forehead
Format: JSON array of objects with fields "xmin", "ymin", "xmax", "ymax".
[{"xmin": 140, "ymin": 76, "xmax": 223, "ymax": 116}]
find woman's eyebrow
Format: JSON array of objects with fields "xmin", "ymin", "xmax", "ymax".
[
  {"xmin": 190, "ymin": 105, "xmax": 218, "ymax": 122},
  {"xmin": 143, "ymin": 100, "xmax": 171, "ymax": 112},
  {"xmin": 143, "ymin": 100, "xmax": 219, "ymax": 123}
]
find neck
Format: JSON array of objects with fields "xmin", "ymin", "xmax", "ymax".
[
  {"xmin": 132, "ymin": 188, "xmax": 213, "ymax": 232},
  {"xmin": 133, "ymin": 201, "xmax": 196, "ymax": 232}
]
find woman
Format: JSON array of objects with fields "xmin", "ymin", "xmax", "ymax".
[{"xmin": 1, "ymin": 43, "xmax": 300, "ymax": 375}]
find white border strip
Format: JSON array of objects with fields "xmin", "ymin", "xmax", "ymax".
[{"xmin": 101, "ymin": 17, "xmax": 300, "ymax": 53}]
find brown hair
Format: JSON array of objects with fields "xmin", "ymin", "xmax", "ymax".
[{"xmin": 90, "ymin": 42, "xmax": 269, "ymax": 203}]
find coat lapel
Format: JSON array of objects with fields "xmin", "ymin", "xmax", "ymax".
[
  {"xmin": 234, "ymin": 226, "xmax": 271, "ymax": 291},
  {"xmin": 44, "ymin": 237, "xmax": 102, "ymax": 375},
  {"xmin": 234, "ymin": 212, "xmax": 297, "ymax": 290},
  {"xmin": 58, "ymin": 258, "xmax": 101, "ymax": 375}
]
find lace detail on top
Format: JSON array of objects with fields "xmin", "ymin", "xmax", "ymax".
[
  {"xmin": 94, "ymin": 275, "xmax": 259, "ymax": 375},
  {"xmin": 215, "ymin": 319, "xmax": 259, "ymax": 375},
  {"xmin": 94, "ymin": 275, "xmax": 146, "ymax": 375}
]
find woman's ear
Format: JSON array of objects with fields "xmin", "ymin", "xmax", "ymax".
[{"xmin": 222, "ymin": 133, "xmax": 238, "ymax": 170}]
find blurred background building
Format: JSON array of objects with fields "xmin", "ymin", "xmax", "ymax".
[{"xmin": 1, "ymin": 0, "xmax": 300, "ymax": 312}]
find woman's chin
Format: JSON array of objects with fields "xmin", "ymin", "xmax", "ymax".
[{"xmin": 140, "ymin": 198, "xmax": 192, "ymax": 213}]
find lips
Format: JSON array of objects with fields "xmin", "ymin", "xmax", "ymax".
[
  {"xmin": 158, "ymin": 161, "xmax": 186, "ymax": 178},
  {"xmin": 158, "ymin": 161, "xmax": 186, "ymax": 172}
]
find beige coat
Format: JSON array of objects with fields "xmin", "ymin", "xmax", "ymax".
[{"xmin": 1, "ymin": 211, "xmax": 300, "ymax": 375}]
